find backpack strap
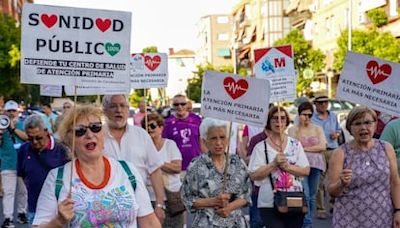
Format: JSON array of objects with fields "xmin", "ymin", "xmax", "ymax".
[
  {"xmin": 55, "ymin": 166, "xmax": 64, "ymax": 200},
  {"xmin": 118, "ymin": 160, "xmax": 136, "ymax": 191}
]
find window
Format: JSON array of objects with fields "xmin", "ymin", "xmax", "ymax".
[
  {"xmin": 217, "ymin": 16, "xmax": 229, "ymax": 24},
  {"xmin": 217, "ymin": 33, "xmax": 229, "ymax": 41}
]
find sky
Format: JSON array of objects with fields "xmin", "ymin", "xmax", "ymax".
[{"xmin": 34, "ymin": 0, "xmax": 239, "ymax": 53}]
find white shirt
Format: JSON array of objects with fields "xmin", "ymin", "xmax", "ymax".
[
  {"xmin": 147, "ymin": 139, "xmax": 182, "ymax": 200},
  {"xmin": 248, "ymin": 137, "xmax": 309, "ymax": 208},
  {"xmin": 33, "ymin": 157, "xmax": 153, "ymax": 227},
  {"xmin": 103, "ymin": 125, "xmax": 163, "ymax": 184}
]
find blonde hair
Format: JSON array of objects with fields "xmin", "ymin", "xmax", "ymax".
[{"xmin": 58, "ymin": 104, "xmax": 103, "ymax": 148}]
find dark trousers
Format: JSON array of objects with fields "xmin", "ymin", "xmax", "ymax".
[{"xmin": 259, "ymin": 208, "xmax": 304, "ymax": 228}]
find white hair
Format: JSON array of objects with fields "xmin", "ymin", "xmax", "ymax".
[
  {"xmin": 102, "ymin": 94, "xmax": 129, "ymax": 110},
  {"xmin": 199, "ymin": 118, "xmax": 229, "ymax": 140}
]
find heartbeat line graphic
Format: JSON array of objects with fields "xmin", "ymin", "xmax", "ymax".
[
  {"xmin": 367, "ymin": 66, "xmax": 390, "ymax": 78},
  {"xmin": 145, "ymin": 59, "xmax": 160, "ymax": 68},
  {"xmin": 224, "ymin": 82, "xmax": 247, "ymax": 93}
]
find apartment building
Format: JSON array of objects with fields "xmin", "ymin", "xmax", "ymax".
[
  {"xmin": 232, "ymin": 0, "xmax": 291, "ymax": 74},
  {"xmin": 0, "ymin": 0, "xmax": 33, "ymax": 24},
  {"xmin": 197, "ymin": 14, "xmax": 233, "ymax": 67}
]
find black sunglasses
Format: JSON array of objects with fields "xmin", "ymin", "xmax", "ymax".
[
  {"xmin": 173, "ymin": 102, "xmax": 187, "ymax": 107},
  {"xmin": 300, "ymin": 113, "xmax": 313, "ymax": 118},
  {"xmin": 27, "ymin": 136, "xmax": 44, "ymax": 142},
  {"xmin": 147, "ymin": 122, "xmax": 158, "ymax": 130},
  {"xmin": 74, "ymin": 122, "xmax": 102, "ymax": 137}
]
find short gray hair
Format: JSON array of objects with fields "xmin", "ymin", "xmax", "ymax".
[
  {"xmin": 102, "ymin": 94, "xmax": 129, "ymax": 110},
  {"xmin": 24, "ymin": 114, "xmax": 45, "ymax": 130},
  {"xmin": 199, "ymin": 118, "xmax": 229, "ymax": 140}
]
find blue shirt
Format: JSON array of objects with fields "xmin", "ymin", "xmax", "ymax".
[
  {"xmin": 0, "ymin": 120, "xmax": 25, "ymax": 171},
  {"xmin": 41, "ymin": 113, "xmax": 58, "ymax": 134},
  {"xmin": 312, "ymin": 111, "xmax": 341, "ymax": 149},
  {"xmin": 17, "ymin": 136, "xmax": 68, "ymax": 213}
]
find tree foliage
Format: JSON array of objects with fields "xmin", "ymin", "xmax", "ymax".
[
  {"xmin": 334, "ymin": 29, "xmax": 400, "ymax": 71},
  {"xmin": 274, "ymin": 29, "xmax": 325, "ymax": 95},
  {"xmin": 186, "ymin": 64, "xmax": 234, "ymax": 102},
  {"xmin": 367, "ymin": 8, "xmax": 388, "ymax": 28}
]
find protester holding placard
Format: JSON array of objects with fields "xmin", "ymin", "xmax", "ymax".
[
  {"xmin": 181, "ymin": 118, "xmax": 251, "ymax": 227},
  {"xmin": 311, "ymin": 95, "xmax": 341, "ymax": 219},
  {"xmin": 102, "ymin": 95, "xmax": 166, "ymax": 223},
  {"xmin": 328, "ymin": 106, "xmax": 400, "ymax": 228},
  {"xmin": 141, "ymin": 113, "xmax": 184, "ymax": 228},
  {"xmin": 32, "ymin": 104, "xmax": 160, "ymax": 227},
  {"xmin": 248, "ymin": 106, "xmax": 309, "ymax": 228},
  {"xmin": 288, "ymin": 101, "xmax": 326, "ymax": 228}
]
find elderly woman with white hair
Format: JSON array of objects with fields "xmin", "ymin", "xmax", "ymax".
[{"xmin": 181, "ymin": 118, "xmax": 251, "ymax": 227}]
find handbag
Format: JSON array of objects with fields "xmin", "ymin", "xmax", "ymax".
[
  {"xmin": 264, "ymin": 140, "xmax": 308, "ymax": 214},
  {"xmin": 164, "ymin": 188, "xmax": 186, "ymax": 216}
]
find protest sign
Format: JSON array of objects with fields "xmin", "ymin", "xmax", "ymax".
[
  {"xmin": 130, "ymin": 53, "xmax": 168, "ymax": 89},
  {"xmin": 40, "ymin": 84, "xmax": 62, "ymax": 97},
  {"xmin": 254, "ymin": 45, "xmax": 296, "ymax": 102},
  {"xmin": 337, "ymin": 51, "xmax": 400, "ymax": 117},
  {"xmin": 201, "ymin": 71, "xmax": 270, "ymax": 128},
  {"xmin": 21, "ymin": 3, "xmax": 131, "ymax": 90},
  {"xmin": 64, "ymin": 85, "xmax": 129, "ymax": 96}
]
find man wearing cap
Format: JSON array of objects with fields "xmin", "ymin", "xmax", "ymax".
[
  {"xmin": 0, "ymin": 100, "xmax": 28, "ymax": 227},
  {"xmin": 311, "ymin": 95, "xmax": 342, "ymax": 219}
]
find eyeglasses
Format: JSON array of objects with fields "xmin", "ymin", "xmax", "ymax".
[
  {"xmin": 63, "ymin": 106, "xmax": 71, "ymax": 109},
  {"xmin": 27, "ymin": 136, "xmax": 44, "ymax": 142},
  {"xmin": 351, "ymin": 120, "xmax": 376, "ymax": 128},
  {"xmin": 271, "ymin": 116, "xmax": 287, "ymax": 122},
  {"xmin": 108, "ymin": 103, "xmax": 129, "ymax": 110},
  {"xmin": 173, "ymin": 102, "xmax": 187, "ymax": 107},
  {"xmin": 300, "ymin": 113, "xmax": 313, "ymax": 118},
  {"xmin": 74, "ymin": 122, "xmax": 102, "ymax": 137},
  {"xmin": 147, "ymin": 122, "xmax": 158, "ymax": 130}
]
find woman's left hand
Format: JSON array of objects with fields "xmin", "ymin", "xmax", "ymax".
[
  {"xmin": 394, "ymin": 212, "xmax": 400, "ymax": 228},
  {"xmin": 215, "ymin": 205, "xmax": 232, "ymax": 218}
]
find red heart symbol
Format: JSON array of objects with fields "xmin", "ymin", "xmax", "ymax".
[
  {"xmin": 41, "ymin": 14, "xmax": 57, "ymax": 28},
  {"xmin": 144, "ymin": 55, "xmax": 161, "ymax": 71},
  {"xmin": 223, "ymin": 77, "xmax": 248, "ymax": 100},
  {"xmin": 95, "ymin": 18, "xmax": 111, "ymax": 32},
  {"xmin": 366, "ymin": 60, "xmax": 392, "ymax": 85}
]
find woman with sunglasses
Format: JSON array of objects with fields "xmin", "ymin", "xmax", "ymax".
[
  {"xmin": 328, "ymin": 106, "xmax": 400, "ymax": 228},
  {"xmin": 141, "ymin": 113, "xmax": 184, "ymax": 228},
  {"xmin": 181, "ymin": 118, "xmax": 251, "ymax": 227},
  {"xmin": 249, "ymin": 106, "xmax": 310, "ymax": 228},
  {"xmin": 32, "ymin": 104, "xmax": 161, "ymax": 228},
  {"xmin": 288, "ymin": 101, "xmax": 326, "ymax": 228}
]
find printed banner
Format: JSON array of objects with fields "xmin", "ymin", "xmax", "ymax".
[
  {"xmin": 64, "ymin": 85, "xmax": 129, "ymax": 96},
  {"xmin": 40, "ymin": 84, "xmax": 62, "ymax": 97},
  {"xmin": 130, "ymin": 53, "xmax": 168, "ymax": 88},
  {"xmin": 336, "ymin": 51, "xmax": 400, "ymax": 117},
  {"xmin": 201, "ymin": 71, "xmax": 270, "ymax": 128},
  {"xmin": 254, "ymin": 45, "xmax": 296, "ymax": 102},
  {"xmin": 21, "ymin": 3, "xmax": 131, "ymax": 90}
]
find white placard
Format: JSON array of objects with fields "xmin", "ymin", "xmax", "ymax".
[
  {"xmin": 64, "ymin": 85, "xmax": 129, "ymax": 96},
  {"xmin": 254, "ymin": 45, "xmax": 296, "ymax": 102},
  {"xmin": 337, "ymin": 51, "xmax": 400, "ymax": 117},
  {"xmin": 201, "ymin": 71, "xmax": 270, "ymax": 128},
  {"xmin": 130, "ymin": 53, "xmax": 169, "ymax": 89},
  {"xmin": 21, "ymin": 3, "xmax": 131, "ymax": 90},
  {"xmin": 40, "ymin": 84, "xmax": 62, "ymax": 97}
]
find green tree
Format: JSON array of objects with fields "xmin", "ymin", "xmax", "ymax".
[
  {"xmin": 367, "ymin": 8, "xmax": 388, "ymax": 28},
  {"xmin": 334, "ymin": 29, "xmax": 400, "ymax": 71},
  {"xmin": 274, "ymin": 29, "xmax": 325, "ymax": 95},
  {"xmin": 186, "ymin": 64, "xmax": 233, "ymax": 102}
]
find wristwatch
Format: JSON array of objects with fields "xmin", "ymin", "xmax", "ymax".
[
  {"xmin": 394, "ymin": 208, "xmax": 400, "ymax": 214},
  {"xmin": 156, "ymin": 203, "xmax": 166, "ymax": 210}
]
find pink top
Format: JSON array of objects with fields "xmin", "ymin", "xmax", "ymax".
[
  {"xmin": 133, "ymin": 112, "xmax": 145, "ymax": 126},
  {"xmin": 298, "ymin": 135, "xmax": 326, "ymax": 171}
]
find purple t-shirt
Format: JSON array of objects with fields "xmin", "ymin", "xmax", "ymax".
[{"xmin": 162, "ymin": 112, "xmax": 202, "ymax": 170}]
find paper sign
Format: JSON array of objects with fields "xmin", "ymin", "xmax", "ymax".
[
  {"xmin": 337, "ymin": 51, "xmax": 400, "ymax": 117},
  {"xmin": 254, "ymin": 45, "xmax": 296, "ymax": 102},
  {"xmin": 201, "ymin": 71, "xmax": 270, "ymax": 127},
  {"xmin": 21, "ymin": 3, "xmax": 131, "ymax": 90},
  {"xmin": 64, "ymin": 85, "xmax": 129, "ymax": 96},
  {"xmin": 40, "ymin": 84, "xmax": 62, "ymax": 97},
  {"xmin": 130, "ymin": 53, "xmax": 168, "ymax": 88}
]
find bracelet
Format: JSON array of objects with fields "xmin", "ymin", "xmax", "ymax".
[{"xmin": 394, "ymin": 208, "xmax": 400, "ymax": 214}]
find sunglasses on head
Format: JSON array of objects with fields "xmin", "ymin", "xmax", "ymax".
[
  {"xmin": 27, "ymin": 136, "xmax": 44, "ymax": 142},
  {"xmin": 301, "ymin": 113, "xmax": 313, "ymax": 118},
  {"xmin": 173, "ymin": 102, "xmax": 187, "ymax": 107},
  {"xmin": 147, "ymin": 122, "xmax": 158, "ymax": 130},
  {"xmin": 74, "ymin": 122, "xmax": 102, "ymax": 137}
]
